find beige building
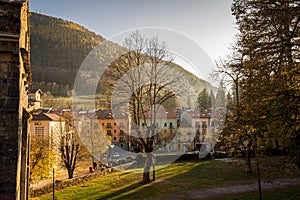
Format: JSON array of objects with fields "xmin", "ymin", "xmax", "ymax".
[
  {"xmin": 188, "ymin": 109, "xmax": 213, "ymax": 151},
  {"xmin": 28, "ymin": 88, "xmax": 43, "ymax": 110},
  {"xmin": 30, "ymin": 112, "xmax": 66, "ymax": 166},
  {"xmin": 177, "ymin": 118, "xmax": 194, "ymax": 151}
]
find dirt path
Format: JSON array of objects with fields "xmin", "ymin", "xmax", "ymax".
[{"xmin": 164, "ymin": 177, "xmax": 300, "ymax": 199}]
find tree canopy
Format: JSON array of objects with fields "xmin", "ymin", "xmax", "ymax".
[{"xmin": 218, "ymin": 0, "xmax": 300, "ymax": 169}]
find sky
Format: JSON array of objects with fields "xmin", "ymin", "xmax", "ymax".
[{"xmin": 29, "ymin": 0, "xmax": 237, "ymax": 82}]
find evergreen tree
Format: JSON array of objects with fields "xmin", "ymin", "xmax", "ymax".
[
  {"xmin": 226, "ymin": 91, "xmax": 233, "ymax": 112},
  {"xmin": 197, "ymin": 88, "xmax": 209, "ymax": 109},
  {"xmin": 215, "ymin": 83, "xmax": 226, "ymax": 108}
]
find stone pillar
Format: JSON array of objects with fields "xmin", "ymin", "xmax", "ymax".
[{"xmin": 0, "ymin": 0, "xmax": 30, "ymax": 199}]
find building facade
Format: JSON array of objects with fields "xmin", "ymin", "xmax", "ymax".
[
  {"xmin": 97, "ymin": 110, "xmax": 130, "ymax": 151},
  {"xmin": 0, "ymin": 0, "xmax": 30, "ymax": 199},
  {"xmin": 30, "ymin": 111, "xmax": 66, "ymax": 166},
  {"xmin": 28, "ymin": 88, "xmax": 43, "ymax": 110}
]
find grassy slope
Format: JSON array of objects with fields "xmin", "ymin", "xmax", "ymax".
[
  {"xmin": 37, "ymin": 161, "xmax": 256, "ymax": 200},
  {"xmin": 35, "ymin": 159, "xmax": 300, "ymax": 200}
]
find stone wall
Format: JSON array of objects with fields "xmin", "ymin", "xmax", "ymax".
[{"xmin": 0, "ymin": 0, "xmax": 30, "ymax": 199}]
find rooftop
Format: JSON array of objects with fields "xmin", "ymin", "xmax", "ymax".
[{"xmin": 32, "ymin": 112, "xmax": 65, "ymax": 121}]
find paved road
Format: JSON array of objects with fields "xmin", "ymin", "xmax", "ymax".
[{"xmin": 164, "ymin": 177, "xmax": 300, "ymax": 199}]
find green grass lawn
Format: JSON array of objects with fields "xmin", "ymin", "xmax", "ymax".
[{"xmin": 33, "ymin": 159, "xmax": 299, "ymax": 200}]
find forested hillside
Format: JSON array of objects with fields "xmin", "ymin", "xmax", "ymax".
[
  {"xmin": 30, "ymin": 13, "xmax": 214, "ymax": 101},
  {"xmin": 30, "ymin": 13, "xmax": 104, "ymax": 96}
]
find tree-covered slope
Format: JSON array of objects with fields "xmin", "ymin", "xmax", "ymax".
[
  {"xmin": 30, "ymin": 13, "xmax": 215, "ymax": 101},
  {"xmin": 30, "ymin": 13, "xmax": 104, "ymax": 96}
]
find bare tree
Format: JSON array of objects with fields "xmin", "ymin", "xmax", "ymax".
[
  {"xmin": 211, "ymin": 49, "xmax": 243, "ymax": 108},
  {"xmin": 211, "ymin": 50, "xmax": 255, "ymax": 172},
  {"xmin": 111, "ymin": 31, "xmax": 189, "ymax": 184},
  {"xmin": 60, "ymin": 114, "xmax": 80, "ymax": 179}
]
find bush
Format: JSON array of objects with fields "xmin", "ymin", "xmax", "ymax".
[
  {"xmin": 177, "ymin": 153, "xmax": 199, "ymax": 162},
  {"xmin": 212, "ymin": 151, "xmax": 227, "ymax": 159}
]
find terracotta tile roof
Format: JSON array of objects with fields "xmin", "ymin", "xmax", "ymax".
[{"xmin": 32, "ymin": 112, "xmax": 65, "ymax": 121}]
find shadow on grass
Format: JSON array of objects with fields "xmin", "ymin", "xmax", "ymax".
[
  {"xmin": 95, "ymin": 181, "xmax": 143, "ymax": 200},
  {"xmin": 96, "ymin": 161, "xmax": 216, "ymax": 200},
  {"xmin": 101, "ymin": 160, "xmax": 256, "ymax": 200}
]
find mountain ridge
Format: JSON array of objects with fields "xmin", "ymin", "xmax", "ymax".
[{"xmin": 30, "ymin": 12, "xmax": 215, "ymax": 108}]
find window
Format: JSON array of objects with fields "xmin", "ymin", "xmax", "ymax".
[
  {"xmin": 113, "ymin": 137, "xmax": 117, "ymax": 141},
  {"xmin": 164, "ymin": 123, "xmax": 167, "ymax": 127},
  {"xmin": 107, "ymin": 123, "xmax": 112, "ymax": 128},
  {"xmin": 169, "ymin": 122, "xmax": 173, "ymax": 128},
  {"xmin": 35, "ymin": 126, "xmax": 44, "ymax": 140},
  {"xmin": 102, "ymin": 123, "xmax": 104, "ymax": 126},
  {"xmin": 120, "ymin": 130, "xmax": 124, "ymax": 135},
  {"xmin": 120, "ymin": 137, "xmax": 124, "ymax": 142},
  {"xmin": 114, "ymin": 129, "xmax": 116, "ymax": 133},
  {"xmin": 195, "ymin": 122, "xmax": 200, "ymax": 129},
  {"xmin": 107, "ymin": 130, "xmax": 112, "ymax": 136}
]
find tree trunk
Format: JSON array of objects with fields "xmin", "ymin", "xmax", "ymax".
[
  {"xmin": 245, "ymin": 147, "xmax": 252, "ymax": 173},
  {"xmin": 68, "ymin": 168, "xmax": 73, "ymax": 179},
  {"xmin": 296, "ymin": 135, "xmax": 300, "ymax": 168},
  {"xmin": 245, "ymin": 140, "xmax": 252, "ymax": 173},
  {"xmin": 143, "ymin": 153, "xmax": 152, "ymax": 184}
]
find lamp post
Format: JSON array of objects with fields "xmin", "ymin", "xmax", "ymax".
[{"xmin": 52, "ymin": 165, "xmax": 57, "ymax": 200}]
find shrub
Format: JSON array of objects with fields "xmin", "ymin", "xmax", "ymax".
[{"xmin": 212, "ymin": 151, "xmax": 227, "ymax": 159}]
